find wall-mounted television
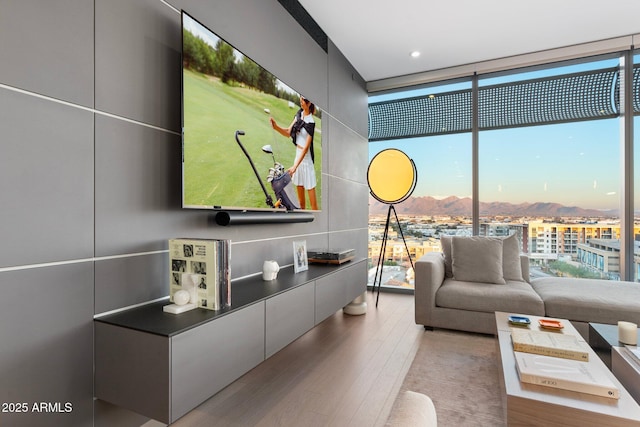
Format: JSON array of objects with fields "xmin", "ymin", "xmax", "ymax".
[{"xmin": 181, "ymin": 11, "xmax": 322, "ymax": 212}]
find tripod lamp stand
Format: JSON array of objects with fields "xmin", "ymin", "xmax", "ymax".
[{"xmin": 367, "ymin": 149, "xmax": 418, "ymax": 307}]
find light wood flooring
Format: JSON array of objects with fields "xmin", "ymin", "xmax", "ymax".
[{"xmin": 155, "ymin": 291, "xmax": 423, "ymax": 426}]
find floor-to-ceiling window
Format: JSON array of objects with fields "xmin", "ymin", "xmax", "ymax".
[
  {"xmin": 368, "ymin": 51, "xmax": 640, "ymax": 288},
  {"xmin": 368, "ymin": 81, "xmax": 472, "ymax": 289},
  {"xmin": 478, "ymin": 59, "xmax": 621, "ymax": 280}
]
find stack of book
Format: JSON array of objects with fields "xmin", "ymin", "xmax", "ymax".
[
  {"xmin": 511, "ymin": 327, "xmax": 619, "ymax": 399},
  {"xmin": 169, "ymin": 238, "xmax": 231, "ymax": 311}
]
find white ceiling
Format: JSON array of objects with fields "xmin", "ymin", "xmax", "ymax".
[{"xmin": 298, "ymin": 0, "xmax": 640, "ymax": 83}]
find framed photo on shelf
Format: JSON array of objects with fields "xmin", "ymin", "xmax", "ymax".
[{"xmin": 293, "ymin": 240, "xmax": 308, "ymax": 273}]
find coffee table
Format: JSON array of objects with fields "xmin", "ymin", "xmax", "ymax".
[
  {"xmin": 495, "ymin": 312, "xmax": 640, "ymax": 426},
  {"xmin": 589, "ymin": 322, "xmax": 640, "ymax": 368}
]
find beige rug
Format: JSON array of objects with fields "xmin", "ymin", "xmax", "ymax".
[{"xmin": 387, "ymin": 329, "xmax": 506, "ymax": 426}]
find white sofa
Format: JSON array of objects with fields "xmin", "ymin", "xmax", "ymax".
[{"xmin": 414, "ymin": 235, "xmax": 640, "ymax": 337}]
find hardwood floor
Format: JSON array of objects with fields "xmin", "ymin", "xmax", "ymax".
[{"xmin": 164, "ymin": 291, "xmax": 422, "ymax": 426}]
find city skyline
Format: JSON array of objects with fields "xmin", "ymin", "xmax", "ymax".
[{"xmin": 368, "ymin": 194, "xmax": 618, "ymax": 218}]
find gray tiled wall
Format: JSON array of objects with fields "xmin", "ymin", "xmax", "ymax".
[{"xmin": 0, "ymin": 0, "xmax": 368, "ymax": 426}]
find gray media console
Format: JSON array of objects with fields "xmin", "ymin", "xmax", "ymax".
[{"xmin": 94, "ymin": 259, "xmax": 366, "ymax": 424}]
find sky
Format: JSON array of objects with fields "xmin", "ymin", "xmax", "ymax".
[{"xmin": 368, "ymin": 58, "xmax": 639, "ymax": 211}]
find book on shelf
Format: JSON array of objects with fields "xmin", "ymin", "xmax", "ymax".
[
  {"xmin": 514, "ymin": 351, "xmax": 619, "ymax": 399},
  {"xmin": 169, "ymin": 238, "xmax": 231, "ymax": 311},
  {"xmin": 510, "ymin": 328, "xmax": 589, "ymax": 362}
]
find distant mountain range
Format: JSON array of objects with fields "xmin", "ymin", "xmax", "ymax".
[{"xmin": 369, "ymin": 195, "xmax": 616, "ymax": 218}]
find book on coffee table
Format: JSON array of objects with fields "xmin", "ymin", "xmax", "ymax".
[
  {"xmin": 514, "ymin": 351, "xmax": 619, "ymax": 399},
  {"xmin": 511, "ymin": 328, "xmax": 589, "ymax": 362}
]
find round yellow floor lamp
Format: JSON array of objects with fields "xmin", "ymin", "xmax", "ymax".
[{"xmin": 367, "ymin": 149, "xmax": 417, "ymax": 307}]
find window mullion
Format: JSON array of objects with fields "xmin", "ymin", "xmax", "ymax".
[
  {"xmin": 620, "ymin": 51, "xmax": 634, "ymax": 281},
  {"xmin": 472, "ymin": 73, "xmax": 479, "ymax": 235}
]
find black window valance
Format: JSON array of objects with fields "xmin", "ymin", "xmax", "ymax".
[{"xmin": 368, "ymin": 66, "xmax": 640, "ymax": 142}]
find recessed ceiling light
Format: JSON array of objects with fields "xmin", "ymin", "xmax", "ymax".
[{"xmin": 410, "ymin": 51, "xmax": 420, "ymax": 58}]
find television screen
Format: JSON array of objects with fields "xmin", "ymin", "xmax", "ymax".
[{"xmin": 181, "ymin": 11, "xmax": 322, "ymax": 212}]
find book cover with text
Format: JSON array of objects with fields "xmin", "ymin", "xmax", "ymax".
[
  {"xmin": 511, "ymin": 328, "xmax": 589, "ymax": 362},
  {"xmin": 515, "ymin": 351, "xmax": 619, "ymax": 399},
  {"xmin": 169, "ymin": 238, "xmax": 230, "ymax": 310}
]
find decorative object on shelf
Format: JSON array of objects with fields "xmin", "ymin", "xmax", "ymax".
[
  {"xmin": 163, "ymin": 273, "xmax": 199, "ymax": 314},
  {"xmin": 262, "ymin": 260, "xmax": 280, "ymax": 281},
  {"xmin": 181, "ymin": 273, "xmax": 199, "ymax": 303},
  {"xmin": 367, "ymin": 148, "xmax": 417, "ymax": 306},
  {"xmin": 163, "ymin": 302, "xmax": 197, "ymax": 314},
  {"xmin": 293, "ymin": 240, "xmax": 308, "ymax": 273},
  {"xmin": 169, "ymin": 238, "xmax": 231, "ymax": 311},
  {"xmin": 538, "ymin": 318, "xmax": 564, "ymax": 330},
  {"xmin": 173, "ymin": 289, "xmax": 191, "ymax": 306},
  {"xmin": 619, "ymin": 321, "xmax": 638, "ymax": 345},
  {"xmin": 307, "ymin": 248, "xmax": 355, "ymax": 265}
]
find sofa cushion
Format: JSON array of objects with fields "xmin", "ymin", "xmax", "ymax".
[
  {"xmin": 502, "ymin": 234, "xmax": 524, "ymax": 282},
  {"xmin": 436, "ymin": 278, "xmax": 545, "ymax": 315},
  {"xmin": 442, "ymin": 234, "xmax": 524, "ymax": 282},
  {"xmin": 451, "ymin": 236, "xmax": 505, "ymax": 284},
  {"xmin": 441, "ymin": 235, "xmax": 454, "ymax": 278},
  {"xmin": 531, "ymin": 277, "xmax": 640, "ymax": 325}
]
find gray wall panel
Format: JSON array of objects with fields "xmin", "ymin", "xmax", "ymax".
[
  {"xmin": 95, "ymin": 253, "xmax": 169, "ymax": 314},
  {"xmin": 327, "ymin": 175, "xmax": 369, "ymax": 232},
  {"xmin": 94, "ymin": 114, "xmax": 182, "ymax": 256},
  {"xmin": 328, "ymin": 229, "xmax": 368, "ymax": 260},
  {"xmin": 0, "ymin": 87, "xmax": 94, "ymax": 268},
  {"xmin": 229, "ymin": 233, "xmax": 328, "ymax": 278},
  {"xmin": 328, "ymin": 40, "xmax": 368, "ymax": 138},
  {"xmin": 0, "ymin": 1, "xmax": 94, "ymax": 107},
  {"xmin": 0, "ymin": 264, "xmax": 94, "ymax": 427},
  {"xmin": 95, "ymin": 0, "xmax": 182, "ymax": 131},
  {"xmin": 326, "ymin": 117, "xmax": 369, "ymax": 184}
]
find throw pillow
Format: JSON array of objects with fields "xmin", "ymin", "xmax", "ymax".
[
  {"xmin": 440, "ymin": 235, "xmax": 453, "ymax": 278},
  {"xmin": 451, "ymin": 236, "xmax": 506, "ymax": 285},
  {"xmin": 502, "ymin": 233, "xmax": 524, "ymax": 282}
]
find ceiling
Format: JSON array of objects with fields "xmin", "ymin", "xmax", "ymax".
[{"xmin": 298, "ymin": 0, "xmax": 640, "ymax": 84}]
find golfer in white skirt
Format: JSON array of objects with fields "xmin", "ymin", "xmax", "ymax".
[{"xmin": 269, "ymin": 95, "xmax": 318, "ymax": 210}]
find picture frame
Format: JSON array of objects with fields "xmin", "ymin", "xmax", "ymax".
[{"xmin": 293, "ymin": 240, "xmax": 308, "ymax": 273}]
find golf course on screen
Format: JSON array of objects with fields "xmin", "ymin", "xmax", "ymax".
[{"xmin": 182, "ymin": 68, "xmax": 322, "ymax": 211}]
